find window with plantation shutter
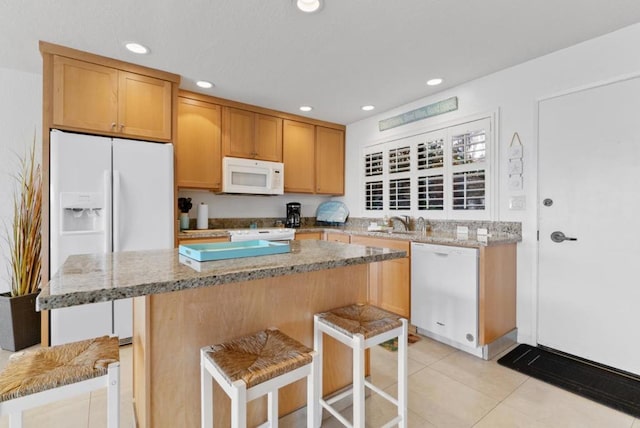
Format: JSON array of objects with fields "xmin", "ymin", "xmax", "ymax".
[
  {"xmin": 417, "ymin": 175, "xmax": 444, "ymax": 210},
  {"xmin": 452, "ymin": 170, "xmax": 485, "ymax": 210},
  {"xmin": 389, "ymin": 177, "xmax": 411, "ymax": 210},
  {"xmin": 365, "ymin": 152, "xmax": 383, "ymax": 177},
  {"xmin": 365, "ymin": 180, "xmax": 383, "ymax": 210},
  {"xmin": 388, "ymin": 146, "xmax": 410, "ymax": 173},
  {"xmin": 362, "ymin": 116, "xmax": 492, "ymax": 218}
]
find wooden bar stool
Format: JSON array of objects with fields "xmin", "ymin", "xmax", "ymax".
[
  {"xmin": 200, "ymin": 328, "xmax": 317, "ymax": 428},
  {"xmin": 0, "ymin": 335, "xmax": 120, "ymax": 428},
  {"xmin": 314, "ymin": 304, "xmax": 408, "ymax": 428}
]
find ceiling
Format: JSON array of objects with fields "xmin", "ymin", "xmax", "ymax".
[{"xmin": 2, "ymin": 0, "xmax": 640, "ymax": 125}]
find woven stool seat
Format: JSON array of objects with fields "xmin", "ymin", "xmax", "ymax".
[
  {"xmin": 201, "ymin": 328, "xmax": 317, "ymax": 427},
  {"xmin": 315, "ymin": 303, "xmax": 402, "ymax": 340},
  {"xmin": 0, "ymin": 335, "xmax": 120, "ymax": 428},
  {"xmin": 0, "ymin": 335, "xmax": 119, "ymax": 402},
  {"xmin": 203, "ymin": 329, "xmax": 313, "ymax": 389}
]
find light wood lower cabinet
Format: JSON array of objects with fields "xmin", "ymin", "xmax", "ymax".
[
  {"xmin": 324, "ymin": 232, "xmax": 350, "ymax": 243},
  {"xmin": 176, "ymin": 96, "xmax": 222, "ymax": 190},
  {"xmin": 294, "ymin": 231, "xmax": 323, "ymax": 240},
  {"xmin": 350, "ymin": 236, "xmax": 411, "ymax": 318}
]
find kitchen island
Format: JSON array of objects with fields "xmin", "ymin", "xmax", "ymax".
[{"xmin": 38, "ymin": 239, "xmax": 406, "ymax": 427}]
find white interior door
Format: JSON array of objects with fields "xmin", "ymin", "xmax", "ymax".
[{"xmin": 538, "ymin": 76, "xmax": 640, "ymax": 375}]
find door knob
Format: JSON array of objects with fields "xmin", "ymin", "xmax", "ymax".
[{"xmin": 550, "ymin": 231, "xmax": 577, "ymax": 243}]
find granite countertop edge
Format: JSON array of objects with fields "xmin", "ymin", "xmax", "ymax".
[{"xmin": 37, "ymin": 243, "xmax": 405, "ymax": 310}]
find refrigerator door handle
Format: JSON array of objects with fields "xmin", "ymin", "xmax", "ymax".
[
  {"xmin": 103, "ymin": 170, "xmax": 112, "ymax": 253},
  {"xmin": 113, "ymin": 170, "xmax": 121, "ymax": 252}
]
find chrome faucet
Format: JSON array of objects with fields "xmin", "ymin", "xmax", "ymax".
[
  {"xmin": 389, "ymin": 215, "xmax": 411, "ymax": 231},
  {"xmin": 416, "ymin": 216, "xmax": 426, "ymax": 233}
]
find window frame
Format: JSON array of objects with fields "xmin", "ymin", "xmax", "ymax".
[{"xmin": 361, "ymin": 114, "xmax": 496, "ymax": 220}]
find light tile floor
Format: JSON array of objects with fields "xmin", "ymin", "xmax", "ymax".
[{"xmin": 1, "ymin": 336, "xmax": 638, "ymax": 427}]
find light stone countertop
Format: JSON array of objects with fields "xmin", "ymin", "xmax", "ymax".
[
  {"xmin": 37, "ymin": 240, "xmax": 405, "ymax": 311},
  {"xmin": 178, "ymin": 227, "xmax": 521, "ymax": 247}
]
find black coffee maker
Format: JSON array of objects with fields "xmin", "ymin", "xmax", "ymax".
[{"xmin": 285, "ymin": 202, "xmax": 301, "ymax": 228}]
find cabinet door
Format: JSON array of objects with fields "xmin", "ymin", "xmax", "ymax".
[
  {"xmin": 176, "ymin": 97, "xmax": 222, "ymax": 190},
  {"xmin": 351, "ymin": 236, "xmax": 410, "ymax": 318},
  {"xmin": 294, "ymin": 232, "xmax": 322, "ymax": 240},
  {"xmin": 283, "ymin": 120, "xmax": 315, "ymax": 193},
  {"xmin": 255, "ymin": 114, "xmax": 282, "ymax": 162},
  {"xmin": 52, "ymin": 56, "xmax": 118, "ymax": 133},
  {"xmin": 223, "ymin": 107, "xmax": 255, "ymax": 158},
  {"xmin": 118, "ymin": 71, "xmax": 172, "ymax": 140},
  {"xmin": 315, "ymin": 127, "xmax": 345, "ymax": 195},
  {"xmin": 325, "ymin": 232, "xmax": 350, "ymax": 243}
]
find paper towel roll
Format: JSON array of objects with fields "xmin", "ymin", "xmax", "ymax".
[{"xmin": 196, "ymin": 203, "xmax": 209, "ymax": 229}]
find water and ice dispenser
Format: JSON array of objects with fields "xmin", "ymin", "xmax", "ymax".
[{"xmin": 60, "ymin": 192, "xmax": 104, "ymax": 233}]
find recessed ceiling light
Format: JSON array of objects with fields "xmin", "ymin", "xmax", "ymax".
[
  {"xmin": 427, "ymin": 78, "xmax": 443, "ymax": 86},
  {"xmin": 125, "ymin": 42, "xmax": 150, "ymax": 55},
  {"xmin": 196, "ymin": 81, "xmax": 214, "ymax": 89},
  {"xmin": 296, "ymin": 0, "xmax": 322, "ymax": 13},
  {"xmin": 299, "ymin": 105, "xmax": 313, "ymax": 112},
  {"xmin": 361, "ymin": 105, "xmax": 375, "ymax": 111}
]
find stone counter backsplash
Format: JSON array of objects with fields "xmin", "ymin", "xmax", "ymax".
[{"xmin": 184, "ymin": 216, "xmax": 521, "ymax": 236}]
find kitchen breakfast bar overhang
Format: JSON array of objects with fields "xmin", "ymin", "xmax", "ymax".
[{"xmin": 37, "ymin": 239, "xmax": 406, "ymax": 427}]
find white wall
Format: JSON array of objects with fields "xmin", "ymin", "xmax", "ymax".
[
  {"xmin": 344, "ymin": 23, "xmax": 640, "ymax": 345},
  {"xmin": 177, "ymin": 190, "xmax": 332, "ymax": 222},
  {"xmin": 0, "ymin": 67, "xmax": 42, "ymax": 293}
]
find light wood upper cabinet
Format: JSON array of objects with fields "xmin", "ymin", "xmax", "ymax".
[
  {"xmin": 315, "ymin": 126, "xmax": 345, "ymax": 195},
  {"xmin": 53, "ymin": 56, "xmax": 118, "ymax": 133},
  {"xmin": 283, "ymin": 119, "xmax": 315, "ymax": 193},
  {"xmin": 222, "ymin": 107, "xmax": 282, "ymax": 161},
  {"xmin": 283, "ymin": 120, "xmax": 345, "ymax": 195},
  {"xmin": 118, "ymin": 71, "xmax": 172, "ymax": 140},
  {"xmin": 351, "ymin": 236, "xmax": 411, "ymax": 318},
  {"xmin": 52, "ymin": 55, "xmax": 172, "ymax": 140},
  {"xmin": 176, "ymin": 97, "xmax": 222, "ymax": 190}
]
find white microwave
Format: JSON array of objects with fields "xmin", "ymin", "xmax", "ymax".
[{"xmin": 222, "ymin": 157, "xmax": 284, "ymax": 195}]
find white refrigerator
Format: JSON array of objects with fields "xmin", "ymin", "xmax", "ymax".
[{"xmin": 49, "ymin": 129, "xmax": 174, "ymax": 345}]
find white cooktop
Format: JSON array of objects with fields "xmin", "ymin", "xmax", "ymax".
[{"xmin": 228, "ymin": 228, "xmax": 296, "ymax": 242}]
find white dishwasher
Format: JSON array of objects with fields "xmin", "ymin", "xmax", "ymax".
[{"xmin": 411, "ymin": 243, "xmax": 479, "ymax": 350}]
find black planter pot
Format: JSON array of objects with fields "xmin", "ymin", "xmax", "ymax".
[{"xmin": 0, "ymin": 291, "xmax": 41, "ymax": 351}]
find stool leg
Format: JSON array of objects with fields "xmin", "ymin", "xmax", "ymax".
[
  {"xmin": 313, "ymin": 316, "xmax": 323, "ymax": 428},
  {"xmin": 231, "ymin": 380, "xmax": 247, "ymax": 428},
  {"xmin": 107, "ymin": 362, "xmax": 120, "ymax": 428},
  {"xmin": 267, "ymin": 388, "xmax": 279, "ymax": 428},
  {"xmin": 353, "ymin": 333, "xmax": 365, "ymax": 428},
  {"xmin": 9, "ymin": 412, "xmax": 23, "ymax": 428},
  {"xmin": 307, "ymin": 352, "xmax": 317, "ymax": 428},
  {"xmin": 201, "ymin": 352, "xmax": 213, "ymax": 428},
  {"xmin": 398, "ymin": 320, "xmax": 408, "ymax": 428}
]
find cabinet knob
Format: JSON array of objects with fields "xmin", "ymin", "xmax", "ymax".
[
  {"xmin": 120, "ymin": 124, "xmax": 125, "ymax": 131},
  {"xmin": 111, "ymin": 123, "xmax": 116, "ymax": 129}
]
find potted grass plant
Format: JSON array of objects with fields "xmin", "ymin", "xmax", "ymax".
[{"xmin": 0, "ymin": 142, "xmax": 42, "ymax": 351}]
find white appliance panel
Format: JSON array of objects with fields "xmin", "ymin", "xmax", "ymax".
[
  {"xmin": 50, "ymin": 131, "xmax": 175, "ymax": 345},
  {"xmin": 111, "ymin": 138, "xmax": 174, "ymax": 339},
  {"xmin": 411, "ymin": 243, "xmax": 478, "ymax": 347},
  {"xmin": 50, "ymin": 131, "xmax": 113, "ymax": 345},
  {"xmin": 112, "ymin": 139, "xmax": 174, "ymax": 252}
]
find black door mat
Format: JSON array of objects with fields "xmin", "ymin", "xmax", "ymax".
[{"xmin": 498, "ymin": 344, "xmax": 640, "ymax": 418}]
